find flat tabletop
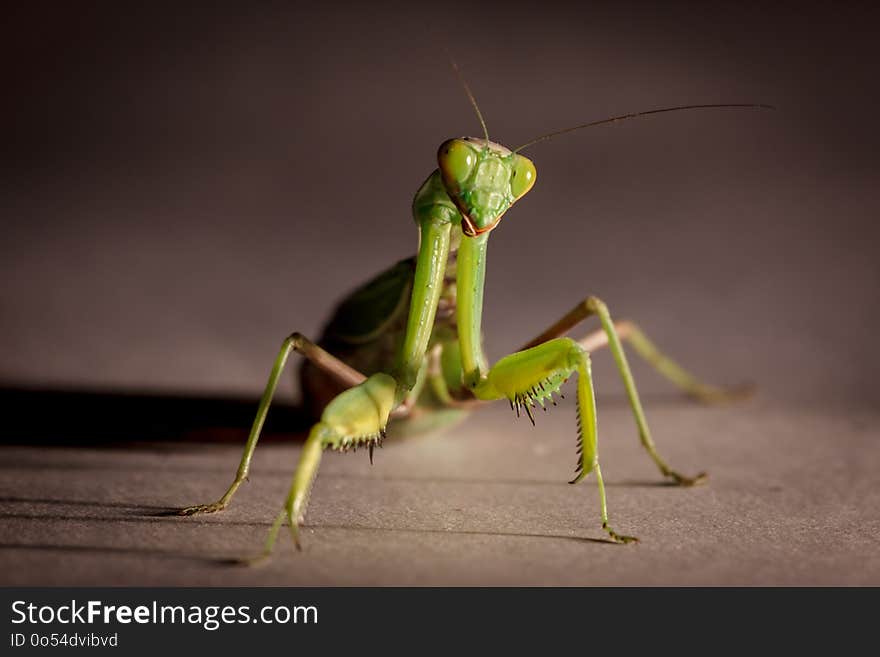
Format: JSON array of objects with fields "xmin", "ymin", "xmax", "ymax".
[{"xmin": 2, "ymin": 397, "xmax": 877, "ymax": 586}]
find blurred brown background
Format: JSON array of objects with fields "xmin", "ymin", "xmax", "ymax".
[{"xmin": 2, "ymin": 2, "xmax": 878, "ymax": 409}]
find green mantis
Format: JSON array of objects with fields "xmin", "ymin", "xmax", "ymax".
[{"xmin": 177, "ymin": 69, "xmax": 767, "ymax": 561}]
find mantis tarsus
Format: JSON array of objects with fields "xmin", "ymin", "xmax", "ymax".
[{"xmin": 177, "ymin": 69, "xmax": 768, "ymax": 562}]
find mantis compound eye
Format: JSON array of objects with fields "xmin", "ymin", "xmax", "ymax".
[
  {"xmin": 510, "ymin": 154, "xmax": 536, "ymax": 200},
  {"xmin": 438, "ymin": 139, "xmax": 477, "ymax": 189}
]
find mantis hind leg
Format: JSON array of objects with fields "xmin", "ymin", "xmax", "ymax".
[
  {"xmin": 577, "ymin": 320, "xmax": 753, "ymax": 403},
  {"xmin": 177, "ymin": 332, "xmax": 368, "ymax": 516}
]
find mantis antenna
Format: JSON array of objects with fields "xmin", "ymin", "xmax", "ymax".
[
  {"xmin": 513, "ymin": 103, "xmax": 775, "ymax": 153},
  {"xmin": 449, "ymin": 58, "xmax": 490, "ymax": 144}
]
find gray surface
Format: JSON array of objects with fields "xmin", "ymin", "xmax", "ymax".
[
  {"xmin": 2, "ymin": 399, "xmax": 878, "ymax": 586},
  {"xmin": 1, "ymin": 4, "xmax": 879, "ymax": 585}
]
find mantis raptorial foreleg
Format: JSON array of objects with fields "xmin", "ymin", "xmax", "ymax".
[
  {"xmin": 182, "ymin": 190, "xmax": 454, "ymax": 558},
  {"xmin": 521, "ymin": 296, "xmax": 709, "ymax": 486},
  {"xmin": 471, "ymin": 337, "xmax": 637, "ymax": 543},
  {"xmin": 244, "ymin": 425, "xmax": 324, "ymax": 565},
  {"xmin": 178, "ymin": 332, "xmax": 369, "ymax": 516},
  {"xmin": 247, "ymin": 372, "xmax": 397, "ymax": 562}
]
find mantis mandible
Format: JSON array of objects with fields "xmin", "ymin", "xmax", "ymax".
[{"xmin": 177, "ymin": 68, "xmax": 768, "ymax": 562}]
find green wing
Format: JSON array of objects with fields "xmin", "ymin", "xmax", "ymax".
[{"xmin": 321, "ymin": 257, "xmax": 416, "ymax": 344}]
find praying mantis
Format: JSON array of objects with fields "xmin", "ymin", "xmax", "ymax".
[{"xmin": 177, "ymin": 67, "xmax": 768, "ymax": 562}]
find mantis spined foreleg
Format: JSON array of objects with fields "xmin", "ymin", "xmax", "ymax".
[
  {"xmin": 520, "ymin": 296, "xmax": 752, "ymax": 485},
  {"xmin": 181, "ymin": 187, "xmax": 456, "ymax": 552},
  {"xmin": 468, "ymin": 337, "xmax": 638, "ymax": 542}
]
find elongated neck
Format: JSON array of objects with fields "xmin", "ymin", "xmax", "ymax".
[
  {"xmin": 394, "ymin": 216, "xmax": 452, "ymax": 399},
  {"xmin": 457, "ymin": 232, "xmax": 489, "ymax": 388}
]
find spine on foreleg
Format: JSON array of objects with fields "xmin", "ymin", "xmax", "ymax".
[
  {"xmin": 290, "ymin": 373, "xmax": 398, "ymax": 526},
  {"xmin": 319, "ymin": 373, "xmax": 397, "ymax": 451},
  {"xmin": 570, "ymin": 354, "xmax": 598, "ymax": 484}
]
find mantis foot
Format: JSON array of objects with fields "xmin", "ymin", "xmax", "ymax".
[
  {"xmin": 603, "ymin": 522, "xmax": 639, "ymax": 544},
  {"xmin": 178, "ymin": 480, "xmax": 241, "ymax": 515},
  {"xmin": 239, "ymin": 508, "xmax": 301, "ymax": 566},
  {"xmin": 666, "ymin": 470, "xmax": 708, "ymax": 487},
  {"xmin": 177, "ymin": 500, "xmax": 228, "ymax": 516},
  {"xmin": 689, "ymin": 382, "xmax": 755, "ymax": 404}
]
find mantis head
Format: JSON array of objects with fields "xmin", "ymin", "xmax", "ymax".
[{"xmin": 437, "ymin": 137, "xmax": 536, "ymax": 237}]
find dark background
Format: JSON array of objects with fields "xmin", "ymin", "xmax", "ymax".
[{"xmin": 3, "ymin": 1, "xmax": 877, "ymax": 408}]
